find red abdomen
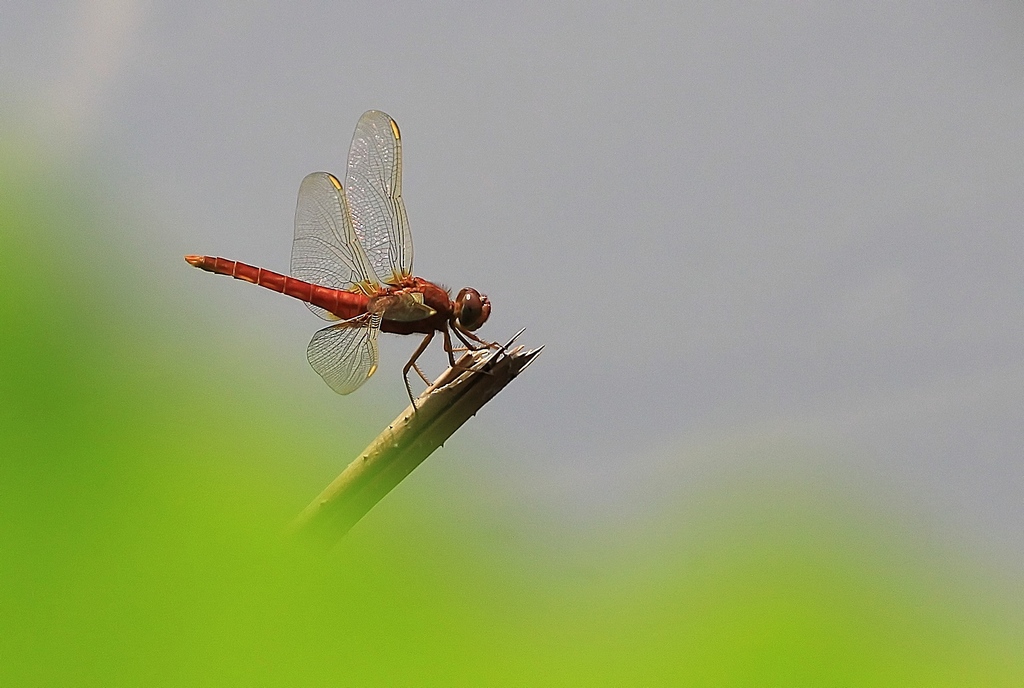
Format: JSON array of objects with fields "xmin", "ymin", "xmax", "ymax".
[{"xmin": 184, "ymin": 255, "xmax": 368, "ymax": 320}]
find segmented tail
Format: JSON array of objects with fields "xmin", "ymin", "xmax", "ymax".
[{"xmin": 184, "ymin": 255, "xmax": 366, "ymax": 319}]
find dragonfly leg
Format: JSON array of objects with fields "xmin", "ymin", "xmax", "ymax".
[
  {"xmin": 452, "ymin": 323, "xmax": 499, "ymax": 351},
  {"xmin": 451, "ymin": 326, "xmax": 480, "ymax": 352},
  {"xmin": 442, "ymin": 327, "xmax": 457, "ymax": 367},
  {"xmin": 445, "ymin": 325, "xmax": 500, "ymax": 377},
  {"xmin": 412, "ymin": 362, "xmax": 430, "ymax": 385},
  {"xmin": 403, "ymin": 331, "xmax": 435, "ymax": 407}
]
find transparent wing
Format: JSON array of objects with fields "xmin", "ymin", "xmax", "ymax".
[
  {"xmin": 345, "ymin": 110, "xmax": 413, "ymax": 285},
  {"xmin": 292, "ymin": 171, "xmax": 378, "ymax": 320},
  {"xmin": 306, "ymin": 313, "xmax": 381, "ymax": 394}
]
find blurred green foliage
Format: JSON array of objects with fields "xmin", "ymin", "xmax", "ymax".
[{"xmin": 1, "ymin": 147, "xmax": 1022, "ymax": 685}]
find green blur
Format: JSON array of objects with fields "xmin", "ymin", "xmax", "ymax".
[{"xmin": 1, "ymin": 149, "xmax": 1021, "ymax": 686}]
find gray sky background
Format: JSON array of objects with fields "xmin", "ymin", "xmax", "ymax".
[{"xmin": 4, "ymin": 2, "xmax": 1023, "ymax": 566}]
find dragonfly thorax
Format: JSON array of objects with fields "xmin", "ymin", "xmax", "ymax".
[{"xmin": 368, "ymin": 290, "xmax": 437, "ymax": 322}]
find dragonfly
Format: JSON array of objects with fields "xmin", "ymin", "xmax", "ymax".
[{"xmin": 185, "ymin": 110, "xmax": 494, "ymax": 403}]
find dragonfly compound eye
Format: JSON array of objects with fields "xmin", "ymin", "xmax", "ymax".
[{"xmin": 456, "ymin": 288, "xmax": 490, "ymax": 331}]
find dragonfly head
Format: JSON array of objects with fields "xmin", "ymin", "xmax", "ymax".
[{"xmin": 454, "ymin": 288, "xmax": 491, "ymax": 331}]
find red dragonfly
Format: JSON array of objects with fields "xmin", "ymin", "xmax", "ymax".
[{"xmin": 186, "ymin": 110, "xmax": 493, "ymax": 402}]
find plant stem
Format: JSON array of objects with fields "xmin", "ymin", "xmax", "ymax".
[{"xmin": 289, "ymin": 337, "xmax": 541, "ymax": 545}]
